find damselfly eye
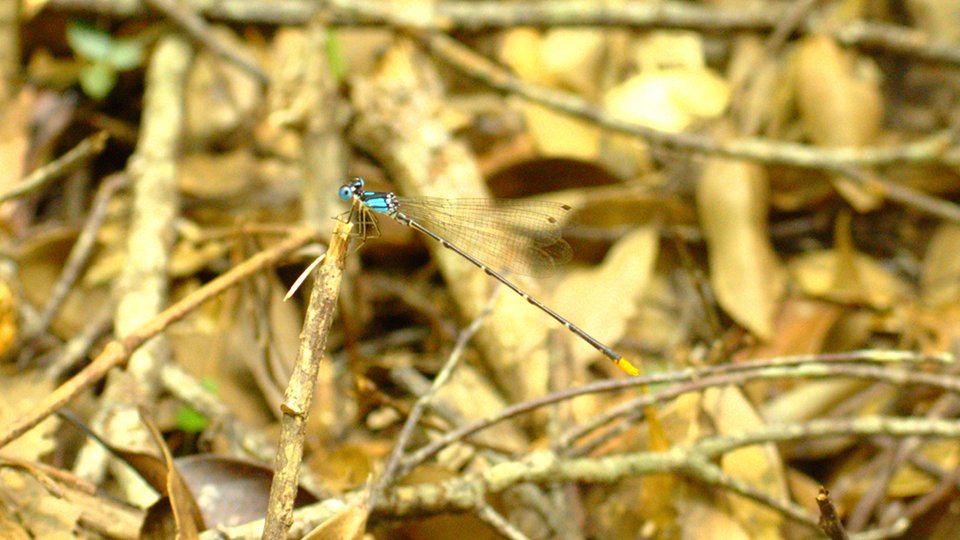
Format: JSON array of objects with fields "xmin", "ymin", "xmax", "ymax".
[
  {"xmin": 351, "ymin": 177, "xmax": 365, "ymax": 189},
  {"xmin": 338, "ymin": 186, "xmax": 351, "ymax": 201}
]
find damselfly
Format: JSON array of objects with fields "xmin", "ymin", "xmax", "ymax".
[{"xmin": 339, "ymin": 177, "xmax": 638, "ymax": 376}]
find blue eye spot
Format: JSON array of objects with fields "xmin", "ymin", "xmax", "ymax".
[{"xmin": 338, "ymin": 186, "xmax": 351, "ymax": 201}]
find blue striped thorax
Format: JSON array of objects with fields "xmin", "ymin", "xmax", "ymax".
[{"xmin": 339, "ymin": 177, "xmax": 397, "ymax": 215}]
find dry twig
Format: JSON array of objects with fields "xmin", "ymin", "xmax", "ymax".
[
  {"xmin": 0, "ymin": 131, "xmax": 109, "ymax": 203},
  {"xmin": 263, "ymin": 218, "xmax": 351, "ymax": 539},
  {"xmin": 0, "ymin": 225, "xmax": 317, "ymax": 449}
]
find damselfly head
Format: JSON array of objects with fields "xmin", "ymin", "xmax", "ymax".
[{"xmin": 339, "ymin": 177, "xmax": 365, "ymax": 201}]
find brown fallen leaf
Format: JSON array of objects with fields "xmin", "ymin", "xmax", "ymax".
[
  {"xmin": 921, "ymin": 223, "xmax": 960, "ymax": 307},
  {"xmin": 74, "ymin": 408, "xmax": 206, "ymax": 539},
  {"xmin": 176, "ymin": 454, "xmax": 318, "ymax": 529},
  {"xmin": 697, "ymin": 152, "xmax": 784, "ymax": 340},
  {"xmin": 0, "ymin": 370, "xmax": 59, "ymax": 461},
  {"xmin": 703, "ymin": 386, "xmax": 787, "ymax": 539},
  {"xmin": 789, "ymin": 250, "xmax": 909, "ymax": 310},
  {"xmin": 792, "ymin": 35, "xmax": 883, "ymax": 210},
  {"xmin": 301, "ymin": 483, "xmax": 370, "ymax": 540}
]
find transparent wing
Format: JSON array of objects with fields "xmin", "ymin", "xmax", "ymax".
[{"xmin": 393, "ymin": 197, "xmax": 573, "ymax": 277}]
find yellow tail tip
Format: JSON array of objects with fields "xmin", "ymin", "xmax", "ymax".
[{"xmin": 616, "ymin": 358, "xmax": 640, "ymax": 376}]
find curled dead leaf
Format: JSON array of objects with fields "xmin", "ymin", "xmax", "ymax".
[
  {"xmin": 792, "ymin": 35, "xmax": 883, "ymax": 210},
  {"xmin": 697, "ymin": 155, "xmax": 784, "ymax": 340},
  {"xmin": 789, "ymin": 250, "xmax": 910, "ymax": 310}
]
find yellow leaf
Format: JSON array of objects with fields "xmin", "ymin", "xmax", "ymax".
[
  {"xmin": 793, "ymin": 35, "xmax": 883, "ymax": 210},
  {"xmin": 520, "ymin": 100, "xmax": 601, "ymax": 159},
  {"xmin": 697, "ymin": 156, "xmax": 784, "ymax": 339},
  {"xmin": 302, "ymin": 488, "xmax": 370, "ymax": 540},
  {"xmin": 0, "ymin": 370, "xmax": 58, "ymax": 461},
  {"xmin": 703, "ymin": 386, "xmax": 787, "ymax": 539},
  {"xmin": 541, "ymin": 29, "xmax": 605, "ymax": 96},
  {"xmin": 500, "ymin": 28, "xmax": 547, "ymax": 84},
  {"xmin": 789, "ymin": 250, "xmax": 910, "ymax": 309},
  {"xmin": 921, "ymin": 223, "xmax": 960, "ymax": 306},
  {"xmin": 553, "ymin": 226, "xmax": 658, "ymax": 366}
]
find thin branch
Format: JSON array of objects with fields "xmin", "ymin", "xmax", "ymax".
[
  {"xmin": 373, "ymin": 291, "xmax": 496, "ymax": 502},
  {"xmin": 43, "ymin": 305, "xmax": 113, "ymax": 380},
  {"xmin": 684, "ymin": 457, "xmax": 816, "ymax": 528},
  {"xmin": 206, "ymin": 414, "xmax": 956, "ymax": 538},
  {"xmin": 838, "ymin": 166, "xmax": 960, "ymax": 224},
  {"xmin": 561, "ymin": 362, "xmax": 960, "ymax": 456},
  {"xmin": 262, "ymin": 218, "xmax": 352, "ymax": 539},
  {"xmin": 159, "ymin": 362, "xmax": 332, "ymax": 498},
  {"xmin": 0, "ymin": 131, "xmax": 108, "ymax": 203},
  {"xmin": 817, "ymin": 487, "xmax": 850, "ymax": 540},
  {"xmin": 144, "ymin": 0, "xmax": 270, "ymax": 84},
  {"xmin": 0, "ymin": 225, "xmax": 317, "ymax": 449},
  {"xmin": 398, "ymin": 352, "xmax": 954, "ymax": 471},
  {"xmin": 28, "ymin": 174, "xmax": 127, "ymax": 341},
  {"xmin": 411, "ymin": 31, "xmax": 959, "ymax": 169},
  {"xmin": 47, "ymin": 0, "xmax": 960, "ymax": 67},
  {"xmin": 476, "ymin": 502, "xmax": 531, "ymax": 540}
]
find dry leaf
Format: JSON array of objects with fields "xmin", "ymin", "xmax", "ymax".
[
  {"xmin": 633, "ymin": 31, "xmax": 706, "ymax": 71},
  {"xmin": 792, "ymin": 35, "xmax": 883, "ymax": 210},
  {"xmin": 0, "ymin": 370, "xmax": 74, "ymax": 538},
  {"xmin": 516, "ymin": 100, "xmax": 601, "ymax": 160},
  {"xmin": 541, "ymin": 29, "xmax": 605, "ymax": 96},
  {"xmin": 177, "ymin": 150, "xmax": 254, "ymax": 200},
  {"xmin": 500, "ymin": 29, "xmax": 546, "ymax": 84},
  {"xmin": 740, "ymin": 298, "xmax": 844, "ymax": 360},
  {"xmin": 697, "ymin": 155, "xmax": 784, "ymax": 340},
  {"xmin": 0, "ymin": 370, "xmax": 58, "ymax": 461},
  {"xmin": 888, "ymin": 440, "xmax": 959, "ymax": 497},
  {"xmin": 176, "ymin": 455, "xmax": 318, "ymax": 528},
  {"xmin": 786, "ymin": 468, "xmax": 826, "ymax": 516},
  {"xmin": 433, "ymin": 363, "xmax": 529, "ymax": 456},
  {"xmin": 921, "ymin": 223, "xmax": 960, "ymax": 307},
  {"xmin": 582, "ymin": 478, "xmax": 648, "ymax": 538},
  {"xmin": 302, "ymin": 486, "xmax": 370, "ymax": 540},
  {"xmin": 604, "ymin": 70, "xmax": 728, "ymax": 134},
  {"xmin": 726, "ymin": 35, "xmax": 791, "ymax": 137},
  {"xmin": 676, "ymin": 489, "xmax": 751, "ymax": 540},
  {"xmin": 500, "ymin": 28, "xmax": 601, "ymax": 160},
  {"xmin": 136, "ymin": 409, "xmax": 206, "ymax": 539},
  {"xmin": 0, "ymin": 277, "xmax": 18, "ymax": 358},
  {"xmin": 553, "ymin": 226, "xmax": 658, "ymax": 367},
  {"xmin": 702, "ymin": 386, "xmax": 787, "ymax": 539},
  {"xmin": 912, "ymin": 304, "xmax": 960, "ymax": 353},
  {"xmin": 309, "ymin": 442, "xmax": 389, "ymax": 494},
  {"xmin": 793, "ymin": 36, "xmax": 882, "ymax": 148},
  {"xmin": 762, "ymin": 379, "xmax": 872, "ymax": 426},
  {"xmin": 0, "ymin": 469, "xmax": 82, "ymax": 538},
  {"xmin": 906, "ymin": 0, "xmax": 960, "ymax": 41},
  {"xmin": 185, "ymin": 27, "xmax": 263, "ymax": 146},
  {"xmin": 0, "ymin": 90, "xmax": 33, "ymax": 195},
  {"xmin": 789, "ymin": 250, "xmax": 909, "ymax": 309}
]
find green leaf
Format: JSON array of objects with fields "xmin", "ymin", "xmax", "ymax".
[
  {"xmin": 67, "ymin": 21, "xmax": 114, "ymax": 62},
  {"xmin": 176, "ymin": 407, "xmax": 210, "ymax": 434},
  {"xmin": 79, "ymin": 62, "xmax": 117, "ymax": 100},
  {"xmin": 107, "ymin": 38, "xmax": 144, "ymax": 71},
  {"xmin": 325, "ymin": 30, "xmax": 347, "ymax": 83},
  {"xmin": 200, "ymin": 377, "xmax": 219, "ymax": 394}
]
